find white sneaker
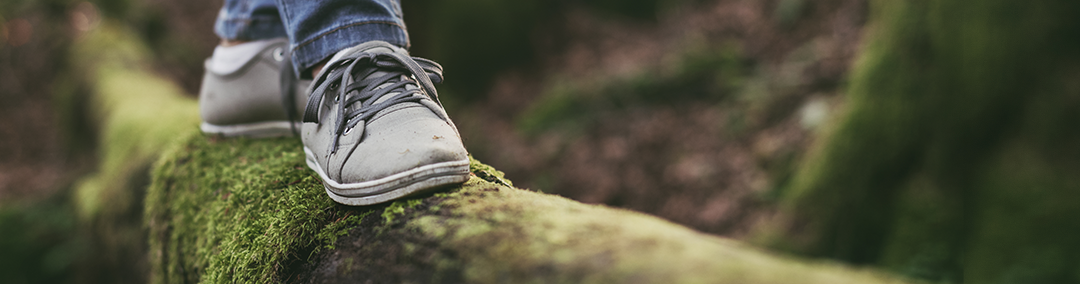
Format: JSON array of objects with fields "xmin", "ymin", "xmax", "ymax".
[
  {"xmin": 198, "ymin": 38, "xmax": 308, "ymax": 137},
  {"xmin": 301, "ymin": 41, "xmax": 470, "ymax": 206}
]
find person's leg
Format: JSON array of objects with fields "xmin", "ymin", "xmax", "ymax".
[
  {"xmin": 215, "ymin": 0, "xmax": 287, "ymax": 44},
  {"xmin": 275, "ymin": 0, "xmax": 409, "ymax": 78},
  {"xmin": 278, "ymin": 0, "xmax": 471, "ymax": 206}
]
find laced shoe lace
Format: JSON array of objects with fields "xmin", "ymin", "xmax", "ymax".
[{"xmin": 302, "ymin": 50, "xmax": 446, "ymax": 157}]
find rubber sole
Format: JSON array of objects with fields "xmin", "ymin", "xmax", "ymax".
[
  {"xmin": 304, "ymin": 147, "xmax": 471, "ymax": 206},
  {"xmin": 200, "ymin": 121, "xmax": 300, "ymax": 138}
]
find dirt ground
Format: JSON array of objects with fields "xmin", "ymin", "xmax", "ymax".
[{"xmin": 455, "ymin": 0, "xmax": 867, "ymax": 236}]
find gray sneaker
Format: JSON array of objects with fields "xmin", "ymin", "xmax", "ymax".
[
  {"xmin": 301, "ymin": 41, "xmax": 470, "ymax": 206},
  {"xmin": 199, "ymin": 38, "xmax": 308, "ymax": 137}
]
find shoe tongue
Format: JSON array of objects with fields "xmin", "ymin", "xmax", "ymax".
[
  {"xmin": 326, "ymin": 42, "xmax": 417, "ymax": 109},
  {"xmin": 327, "ymin": 44, "xmax": 399, "ymax": 66}
]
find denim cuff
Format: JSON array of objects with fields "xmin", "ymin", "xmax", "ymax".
[
  {"xmin": 214, "ymin": 15, "xmax": 288, "ymax": 41},
  {"xmin": 289, "ymin": 21, "xmax": 409, "ymax": 78}
]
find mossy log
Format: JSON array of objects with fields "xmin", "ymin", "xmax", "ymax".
[
  {"xmin": 762, "ymin": 0, "xmax": 1080, "ymax": 282},
  {"xmin": 146, "ymin": 136, "xmax": 916, "ymax": 284},
  {"xmin": 73, "ymin": 23, "xmax": 915, "ymax": 284}
]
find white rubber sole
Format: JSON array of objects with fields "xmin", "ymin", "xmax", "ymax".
[
  {"xmin": 304, "ymin": 147, "xmax": 471, "ymax": 206},
  {"xmin": 201, "ymin": 121, "xmax": 300, "ymax": 138}
]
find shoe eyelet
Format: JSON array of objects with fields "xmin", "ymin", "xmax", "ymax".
[
  {"xmin": 272, "ymin": 47, "xmax": 285, "ymax": 61},
  {"xmin": 343, "ymin": 127, "xmax": 352, "ymax": 136}
]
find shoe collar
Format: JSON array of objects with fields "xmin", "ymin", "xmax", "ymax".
[{"xmin": 205, "ymin": 38, "xmax": 288, "ymax": 76}]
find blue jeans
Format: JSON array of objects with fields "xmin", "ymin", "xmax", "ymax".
[{"xmin": 214, "ymin": 0, "xmax": 410, "ymax": 77}]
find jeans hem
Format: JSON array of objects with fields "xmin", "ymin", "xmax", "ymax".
[
  {"xmin": 290, "ymin": 21, "xmax": 410, "ymax": 78},
  {"xmin": 214, "ymin": 17, "xmax": 288, "ymax": 41}
]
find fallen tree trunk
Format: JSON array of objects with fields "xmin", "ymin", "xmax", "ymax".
[
  {"xmin": 146, "ymin": 135, "xmax": 912, "ymax": 284},
  {"xmin": 74, "ymin": 22, "xmax": 915, "ymax": 284}
]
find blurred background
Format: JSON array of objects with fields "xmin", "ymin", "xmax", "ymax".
[
  {"xmin": 13, "ymin": 0, "xmax": 1080, "ymax": 283},
  {"xmin": 2, "ymin": 0, "xmax": 862, "ymax": 282}
]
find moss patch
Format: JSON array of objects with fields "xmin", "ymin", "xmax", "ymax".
[
  {"xmin": 381, "ymin": 199, "xmax": 423, "ymax": 224},
  {"xmin": 146, "ymin": 136, "xmax": 370, "ymax": 283},
  {"xmin": 70, "ymin": 23, "xmax": 200, "ymax": 222},
  {"xmin": 145, "ymin": 131, "xmax": 915, "ymax": 284},
  {"xmin": 62, "ymin": 23, "xmax": 199, "ymax": 282},
  {"xmin": 294, "ymin": 173, "xmax": 916, "ymax": 284},
  {"xmin": 758, "ymin": 0, "xmax": 1080, "ymax": 282}
]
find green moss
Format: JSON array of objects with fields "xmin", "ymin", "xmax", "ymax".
[
  {"xmin": 759, "ymin": 0, "xmax": 1080, "ymax": 282},
  {"xmin": 71, "ymin": 23, "xmax": 200, "ymax": 221},
  {"xmin": 57, "ymin": 23, "xmax": 200, "ymax": 282},
  {"xmin": 381, "ymin": 199, "xmax": 423, "ymax": 224},
  {"xmin": 468, "ymin": 155, "xmax": 513, "ymax": 187},
  {"xmin": 146, "ymin": 134, "xmax": 915, "ymax": 284},
  {"xmin": 65, "ymin": 24, "xmax": 377, "ymax": 283},
  {"xmin": 961, "ymin": 143, "xmax": 1080, "ymax": 283},
  {"xmin": 143, "ymin": 132, "xmax": 917, "ymax": 284},
  {"xmin": 394, "ymin": 176, "xmax": 914, "ymax": 284},
  {"xmin": 146, "ymin": 136, "xmax": 372, "ymax": 283}
]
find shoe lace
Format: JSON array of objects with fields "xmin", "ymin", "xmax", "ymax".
[
  {"xmin": 302, "ymin": 51, "xmax": 445, "ymax": 155},
  {"xmin": 280, "ymin": 47, "xmax": 300, "ymax": 136}
]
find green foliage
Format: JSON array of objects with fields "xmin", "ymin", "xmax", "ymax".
[
  {"xmin": 578, "ymin": 0, "xmax": 686, "ymax": 20},
  {"xmin": 0, "ymin": 199, "xmax": 87, "ymax": 284},
  {"xmin": 774, "ymin": 0, "xmax": 809, "ymax": 27},
  {"xmin": 404, "ymin": 0, "xmax": 556, "ymax": 103},
  {"xmin": 70, "ymin": 24, "xmax": 200, "ymax": 221},
  {"xmin": 404, "ymin": 0, "xmax": 703, "ymax": 105}
]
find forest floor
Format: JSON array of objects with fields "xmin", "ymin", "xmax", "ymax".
[
  {"xmin": 454, "ymin": 0, "xmax": 868, "ymax": 237},
  {"xmin": 0, "ymin": 0, "xmax": 868, "ymax": 238}
]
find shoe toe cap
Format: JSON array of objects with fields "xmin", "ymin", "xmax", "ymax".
[{"xmin": 335, "ymin": 108, "xmax": 468, "ymax": 184}]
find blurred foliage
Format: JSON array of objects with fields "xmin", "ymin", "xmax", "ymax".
[
  {"xmin": 67, "ymin": 23, "xmax": 203, "ymax": 283},
  {"xmin": 1, "ymin": 0, "xmax": 95, "ymax": 155},
  {"xmin": 24, "ymin": 0, "xmax": 1080, "ymax": 283},
  {"xmin": 403, "ymin": 0, "xmax": 555, "ymax": 103},
  {"xmin": 517, "ymin": 43, "xmax": 749, "ymax": 136},
  {"xmin": 405, "ymin": 0, "xmax": 702, "ymax": 104},
  {"xmin": 1, "ymin": 1, "xmax": 94, "ymax": 282},
  {"xmin": 0, "ymin": 198, "xmax": 87, "ymax": 284},
  {"xmin": 759, "ymin": 0, "xmax": 1080, "ymax": 283},
  {"xmin": 773, "ymin": 0, "xmax": 809, "ymax": 27},
  {"xmin": 44, "ymin": 0, "xmax": 712, "ymax": 102}
]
